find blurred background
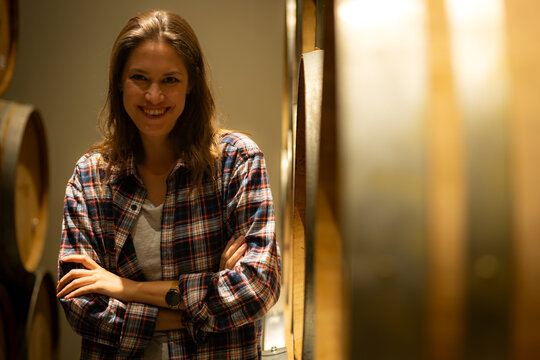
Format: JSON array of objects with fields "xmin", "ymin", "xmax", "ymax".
[{"xmin": 2, "ymin": 0, "xmax": 540, "ymax": 359}]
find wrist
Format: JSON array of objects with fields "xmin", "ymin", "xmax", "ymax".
[
  {"xmin": 122, "ymin": 278, "xmax": 139, "ymax": 303},
  {"xmin": 125, "ymin": 280, "xmax": 185, "ymax": 309}
]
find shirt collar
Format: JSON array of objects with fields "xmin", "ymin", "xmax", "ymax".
[{"xmin": 107, "ymin": 153, "xmax": 190, "ymax": 186}]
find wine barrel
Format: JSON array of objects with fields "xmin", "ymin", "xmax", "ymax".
[
  {"xmin": 282, "ymin": 1, "xmax": 540, "ymax": 359},
  {"xmin": 506, "ymin": 1, "xmax": 540, "ymax": 358},
  {"xmin": 283, "ymin": 2, "xmax": 345, "ymax": 360},
  {"xmin": 335, "ymin": 0, "xmax": 430, "ymax": 358},
  {"xmin": 0, "ymin": 100, "xmax": 49, "ymax": 284},
  {"xmin": 0, "ymin": 0, "xmax": 18, "ymax": 95},
  {"xmin": 0, "ymin": 284, "xmax": 16, "ymax": 360},
  {"xmin": 292, "ymin": 45, "xmax": 347, "ymax": 360},
  {"xmin": 12, "ymin": 271, "xmax": 59, "ymax": 360},
  {"xmin": 291, "ymin": 53, "xmax": 307, "ymax": 360},
  {"xmin": 24, "ymin": 272, "xmax": 59, "ymax": 360},
  {"xmin": 334, "ymin": 0, "xmax": 512, "ymax": 358}
]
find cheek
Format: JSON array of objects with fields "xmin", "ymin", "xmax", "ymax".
[{"xmin": 122, "ymin": 83, "xmax": 142, "ymax": 106}]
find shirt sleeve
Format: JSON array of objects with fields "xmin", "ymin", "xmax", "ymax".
[
  {"xmin": 178, "ymin": 147, "xmax": 281, "ymax": 342},
  {"xmin": 57, "ymin": 165, "xmax": 158, "ymax": 354}
]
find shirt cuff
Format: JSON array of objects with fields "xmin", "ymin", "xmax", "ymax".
[
  {"xmin": 118, "ymin": 301, "xmax": 159, "ymax": 354},
  {"xmin": 178, "ymin": 273, "xmax": 214, "ymax": 343}
]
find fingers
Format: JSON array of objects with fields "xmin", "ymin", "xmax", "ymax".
[
  {"xmin": 59, "ymin": 283, "xmax": 96, "ymax": 299},
  {"xmin": 220, "ymin": 235, "xmax": 249, "ymax": 270},
  {"xmin": 57, "ymin": 255, "xmax": 100, "ymax": 299},
  {"xmin": 57, "ymin": 268, "xmax": 90, "ymax": 292},
  {"xmin": 220, "ymin": 235, "xmax": 245, "ymax": 270},
  {"xmin": 222, "ymin": 236, "xmax": 245, "ymax": 261},
  {"xmin": 57, "ymin": 273, "xmax": 96, "ymax": 299},
  {"xmin": 60, "ymin": 254, "xmax": 99, "ymax": 270},
  {"xmin": 224, "ymin": 243, "xmax": 247, "ymax": 270}
]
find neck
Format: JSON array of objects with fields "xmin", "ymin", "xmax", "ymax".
[{"xmin": 138, "ymin": 135, "xmax": 177, "ymax": 174}]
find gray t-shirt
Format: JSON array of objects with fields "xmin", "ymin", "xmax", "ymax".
[{"xmin": 132, "ymin": 199, "xmax": 168, "ymax": 360}]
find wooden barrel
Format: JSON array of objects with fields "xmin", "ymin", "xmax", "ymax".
[
  {"xmin": 292, "ymin": 47, "xmax": 346, "ymax": 360},
  {"xmin": 0, "ymin": 0, "xmax": 18, "ymax": 95},
  {"xmin": 24, "ymin": 272, "xmax": 59, "ymax": 360},
  {"xmin": 13, "ymin": 271, "xmax": 59, "ymax": 360},
  {"xmin": 332, "ymin": 0, "xmax": 529, "ymax": 358},
  {"xmin": 282, "ymin": 1, "xmax": 540, "ymax": 359},
  {"xmin": 291, "ymin": 53, "xmax": 307, "ymax": 360},
  {"xmin": 284, "ymin": 2, "xmax": 345, "ymax": 360},
  {"xmin": 0, "ymin": 100, "xmax": 49, "ymax": 284},
  {"xmin": 0, "ymin": 284, "xmax": 16, "ymax": 360},
  {"xmin": 506, "ymin": 1, "xmax": 540, "ymax": 358}
]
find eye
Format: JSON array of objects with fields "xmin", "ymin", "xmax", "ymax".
[
  {"xmin": 130, "ymin": 74, "xmax": 147, "ymax": 81},
  {"xmin": 162, "ymin": 76, "xmax": 180, "ymax": 84}
]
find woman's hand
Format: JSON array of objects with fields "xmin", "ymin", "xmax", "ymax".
[
  {"xmin": 57, "ymin": 254, "xmax": 134, "ymax": 302},
  {"xmin": 220, "ymin": 235, "xmax": 247, "ymax": 271}
]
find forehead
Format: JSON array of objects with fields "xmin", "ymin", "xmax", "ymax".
[{"xmin": 124, "ymin": 40, "xmax": 187, "ymax": 73}]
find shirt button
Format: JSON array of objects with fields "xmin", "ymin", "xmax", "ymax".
[{"xmin": 131, "ymin": 204, "xmax": 137, "ymax": 211}]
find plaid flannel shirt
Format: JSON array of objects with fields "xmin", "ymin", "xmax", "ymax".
[{"xmin": 58, "ymin": 132, "xmax": 281, "ymax": 359}]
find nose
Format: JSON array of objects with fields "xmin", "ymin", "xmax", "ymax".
[{"xmin": 145, "ymin": 83, "xmax": 164, "ymax": 104}]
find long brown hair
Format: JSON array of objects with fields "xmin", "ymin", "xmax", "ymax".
[{"xmin": 94, "ymin": 10, "xmax": 219, "ymax": 188}]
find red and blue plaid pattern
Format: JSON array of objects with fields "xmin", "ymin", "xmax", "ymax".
[{"xmin": 58, "ymin": 132, "xmax": 281, "ymax": 359}]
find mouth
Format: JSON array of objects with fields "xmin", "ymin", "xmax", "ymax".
[{"xmin": 139, "ymin": 107, "xmax": 170, "ymax": 117}]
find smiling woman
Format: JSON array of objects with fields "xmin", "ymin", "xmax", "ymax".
[
  {"xmin": 121, "ymin": 40, "xmax": 190, "ymax": 145},
  {"xmin": 56, "ymin": 10, "xmax": 281, "ymax": 360}
]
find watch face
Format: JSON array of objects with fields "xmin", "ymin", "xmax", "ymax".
[{"xmin": 166, "ymin": 290, "xmax": 181, "ymax": 306}]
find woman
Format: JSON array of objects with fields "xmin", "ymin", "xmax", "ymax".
[{"xmin": 57, "ymin": 10, "xmax": 281, "ymax": 359}]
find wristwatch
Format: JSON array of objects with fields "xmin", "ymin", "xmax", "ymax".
[{"xmin": 165, "ymin": 280, "xmax": 181, "ymax": 309}]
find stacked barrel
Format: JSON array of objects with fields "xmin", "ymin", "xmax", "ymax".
[
  {"xmin": 281, "ymin": 0, "xmax": 540, "ymax": 359},
  {"xmin": 0, "ymin": 1, "xmax": 58, "ymax": 359},
  {"xmin": 281, "ymin": 1, "xmax": 345, "ymax": 359}
]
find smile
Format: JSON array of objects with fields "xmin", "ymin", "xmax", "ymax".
[{"xmin": 140, "ymin": 107, "xmax": 169, "ymax": 117}]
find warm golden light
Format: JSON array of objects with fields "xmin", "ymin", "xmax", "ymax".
[
  {"xmin": 445, "ymin": 0, "xmax": 509, "ymax": 107},
  {"xmin": 337, "ymin": 0, "xmax": 425, "ymax": 29}
]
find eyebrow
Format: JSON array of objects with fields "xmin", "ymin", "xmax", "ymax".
[{"xmin": 127, "ymin": 68, "xmax": 185, "ymax": 77}]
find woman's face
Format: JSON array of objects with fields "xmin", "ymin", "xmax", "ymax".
[{"xmin": 121, "ymin": 40, "xmax": 190, "ymax": 144}]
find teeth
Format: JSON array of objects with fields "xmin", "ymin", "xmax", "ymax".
[{"xmin": 143, "ymin": 108, "xmax": 166, "ymax": 116}]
